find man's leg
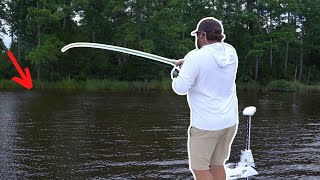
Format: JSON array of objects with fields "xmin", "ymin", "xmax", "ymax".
[
  {"xmin": 191, "ymin": 166, "xmax": 226, "ymax": 180},
  {"xmin": 188, "ymin": 127, "xmax": 217, "ymax": 180},
  {"xmin": 210, "ymin": 165, "xmax": 226, "ymax": 180},
  {"xmin": 210, "ymin": 124, "xmax": 238, "ymax": 180},
  {"xmin": 192, "ymin": 169, "xmax": 214, "ymax": 180}
]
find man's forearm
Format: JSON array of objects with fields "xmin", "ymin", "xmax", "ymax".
[{"xmin": 172, "ymin": 77, "xmax": 190, "ymax": 95}]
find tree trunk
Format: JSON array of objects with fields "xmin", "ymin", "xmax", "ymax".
[
  {"xmin": 307, "ymin": 67, "xmax": 311, "ymax": 86},
  {"xmin": 299, "ymin": 32, "xmax": 304, "ymax": 81},
  {"xmin": 294, "ymin": 66, "xmax": 297, "ymax": 82},
  {"xmin": 278, "ymin": 0, "xmax": 281, "ymax": 26},
  {"xmin": 284, "ymin": 41, "xmax": 289, "ymax": 75},
  {"xmin": 37, "ymin": 26, "xmax": 41, "ymax": 45},
  {"xmin": 18, "ymin": 38, "xmax": 21, "ymax": 60},
  {"xmin": 92, "ymin": 17, "xmax": 96, "ymax": 42},
  {"xmin": 63, "ymin": 0, "xmax": 67, "ymax": 30},
  {"xmin": 37, "ymin": 25, "xmax": 41, "ymax": 80},
  {"xmin": 269, "ymin": 43, "xmax": 273, "ymax": 68},
  {"xmin": 63, "ymin": 15, "xmax": 67, "ymax": 30},
  {"xmin": 116, "ymin": 40, "xmax": 122, "ymax": 65},
  {"xmin": 255, "ymin": 56, "xmax": 259, "ymax": 80},
  {"xmin": 136, "ymin": 9, "xmax": 141, "ymax": 46},
  {"xmin": 269, "ymin": 9, "xmax": 273, "ymax": 68},
  {"xmin": 37, "ymin": 64, "xmax": 40, "ymax": 81},
  {"xmin": 288, "ymin": 12, "xmax": 291, "ymax": 25},
  {"xmin": 18, "ymin": 20, "xmax": 22, "ymax": 60}
]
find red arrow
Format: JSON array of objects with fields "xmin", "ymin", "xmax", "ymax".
[{"xmin": 7, "ymin": 50, "xmax": 33, "ymax": 90}]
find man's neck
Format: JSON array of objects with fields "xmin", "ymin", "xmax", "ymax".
[
  {"xmin": 204, "ymin": 41, "xmax": 218, "ymax": 46},
  {"xmin": 208, "ymin": 40, "xmax": 219, "ymax": 44}
]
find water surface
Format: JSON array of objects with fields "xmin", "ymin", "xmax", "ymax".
[{"xmin": 0, "ymin": 90, "xmax": 319, "ymax": 179}]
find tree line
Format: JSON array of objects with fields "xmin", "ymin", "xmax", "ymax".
[{"xmin": 0, "ymin": 0, "xmax": 319, "ymax": 85}]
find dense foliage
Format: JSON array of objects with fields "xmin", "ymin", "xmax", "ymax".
[{"xmin": 0, "ymin": 0, "xmax": 319, "ymax": 85}]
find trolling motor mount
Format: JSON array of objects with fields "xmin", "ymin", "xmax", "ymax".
[{"xmin": 225, "ymin": 106, "xmax": 258, "ymax": 180}]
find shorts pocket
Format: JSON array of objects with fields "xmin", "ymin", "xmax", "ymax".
[{"xmin": 189, "ymin": 127, "xmax": 193, "ymax": 137}]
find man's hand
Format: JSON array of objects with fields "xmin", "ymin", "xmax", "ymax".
[
  {"xmin": 176, "ymin": 59, "xmax": 184, "ymax": 68},
  {"xmin": 171, "ymin": 59, "xmax": 184, "ymax": 80}
]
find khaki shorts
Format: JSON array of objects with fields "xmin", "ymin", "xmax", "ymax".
[{"xmin": 188, "ymin": 124, "xmax": 237, "ymax": 170}]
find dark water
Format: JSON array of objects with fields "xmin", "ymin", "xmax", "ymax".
[{"xmin": 0, "ymin": 90, "xmax": 319, "ymax": 179}]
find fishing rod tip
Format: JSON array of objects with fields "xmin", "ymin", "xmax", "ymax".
[{"xmin": 61, "ymin": 47, "xmax": 67, "ymax": 52}]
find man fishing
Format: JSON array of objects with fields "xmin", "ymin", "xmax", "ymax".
[{"xmin": 171, "ymin": 17, "xmax": 239, "ymax": 180}]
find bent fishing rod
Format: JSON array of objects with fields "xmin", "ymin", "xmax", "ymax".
[{"xmin": 61, "ymin": 42, "xmax": 179, "ymax": 67}]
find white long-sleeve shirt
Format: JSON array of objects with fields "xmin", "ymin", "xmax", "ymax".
[{"xmin": 172, "ymin": 42, "xmax": 239, "ymax": 130}]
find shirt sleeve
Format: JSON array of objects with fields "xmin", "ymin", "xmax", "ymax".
[{"xmin": 172, "ymin": 51, "xmax": 199, "ymax": 95}]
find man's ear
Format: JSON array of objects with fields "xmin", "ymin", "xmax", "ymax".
[{"xmin": 200, "ymin": 32, "xmax": 205, "ymax": 39}]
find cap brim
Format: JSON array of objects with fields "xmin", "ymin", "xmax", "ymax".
[{"xmin": 190, "ymin": 30, "xmax": 197, "ymax": 36}]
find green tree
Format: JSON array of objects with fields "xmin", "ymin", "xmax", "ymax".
[
  {"xmin": 299, "ymin": 0, "xmax": 320, "ymax": 83},
  {"xmin": 2, "ymin": 0, "xmax": 319, "ymax": 84},
  {"xmin": 26, "ymin": 0, "xmax": 64, "ymax": 80},
  {"xmin": 6, "ymin": 0, "xmax": 29, "ymax": 60}
]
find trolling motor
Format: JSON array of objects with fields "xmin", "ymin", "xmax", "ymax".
[{"xmin": 225, "ymin": 106, "xmax": 258, "ymax": 179}]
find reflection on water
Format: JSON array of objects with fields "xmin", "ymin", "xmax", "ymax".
[{"xmin": 0, "ymin": 90, "xmax": 319, "ymax": 179}]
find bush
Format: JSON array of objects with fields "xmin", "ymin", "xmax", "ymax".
[{"xmin": 267, "ymin": 79, "xmax": 295, "ymax": 91}]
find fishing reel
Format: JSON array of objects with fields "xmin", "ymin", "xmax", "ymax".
[{"xmin": 170, "ymin": 66, "xmax": 180, "ymax": 79}]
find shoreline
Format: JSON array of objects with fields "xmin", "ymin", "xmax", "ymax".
[{"xmin": 1, "ymin": 79, "xmax": 319, "ymax": 93}]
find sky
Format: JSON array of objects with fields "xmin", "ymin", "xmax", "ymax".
[
  {"xmin": 1, "ymin": 23, "xmax": 11, "ymax": 48},
  {"xmin": 3, "ymin": 33, "xmax": 11, "ymax": 48}
]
